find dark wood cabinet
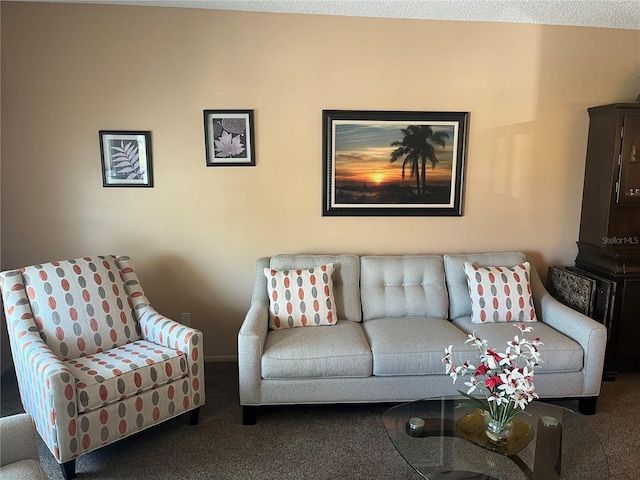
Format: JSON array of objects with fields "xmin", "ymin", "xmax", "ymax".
[{"xmin": 576, "ymin": 103, "xmax": 640, "ymax": 375}]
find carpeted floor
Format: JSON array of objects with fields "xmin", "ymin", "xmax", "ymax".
[{"xmin": 1, "ymin": 363, "xmax": 638, "ymax": 479}]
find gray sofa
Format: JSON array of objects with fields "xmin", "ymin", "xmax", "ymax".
[
  {"xmin": 238, "ymin": 252, "xmax": 607, "ymax": 424},
  {"xmin": 0, "ymin": 413, "xmax": 48, "ymax": 479}
]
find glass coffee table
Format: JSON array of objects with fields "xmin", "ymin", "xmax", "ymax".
[{"xmin": 383, "ymin": 399, "xmax": 608, "ymax": 480}]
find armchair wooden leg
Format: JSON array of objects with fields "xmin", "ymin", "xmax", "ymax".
[
  {"xmin": 189, "ymin": 407, "xmax": 201, "ymax": 425},
  {"xmin": 60, "ymin": 459, "xmax": 76, "ymax": 480},
  {"xmin": 242, "ymin": 406, "xmax": 258, "ymax": 425},
  {"xmin": 579, "ymin": 396, "xmax": 598, "ymax": 415}
]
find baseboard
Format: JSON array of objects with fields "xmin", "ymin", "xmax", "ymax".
[{"xmin": 204, "ymin": 355, "xmax": 238, "ymax": 363}]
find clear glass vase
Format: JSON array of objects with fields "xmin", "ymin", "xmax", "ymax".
[{"xmin": 482, "ymin": 411, "xmax": 514, "ymax": 445}]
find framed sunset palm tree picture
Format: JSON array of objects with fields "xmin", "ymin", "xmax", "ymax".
[{"xmin": 322, "ymin": 110, "xmax": 468, "ymax": 216}]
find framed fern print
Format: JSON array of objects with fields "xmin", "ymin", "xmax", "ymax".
[
  {"xmin": 204, "ymin": 110, "xmax": 255, "ymax": 166},
  {"xmin": 99, "ymin": 130, "xmax": 154, "ymax": 187}
]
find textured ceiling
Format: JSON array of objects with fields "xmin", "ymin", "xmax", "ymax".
[{"xmin": 6, "ymin": 0, "xmax": 640, "ymax": 30}]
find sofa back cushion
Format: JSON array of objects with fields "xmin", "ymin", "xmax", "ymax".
[
  {"xmin": 20, "ymin": 255, "xmax": 141, "ymax": 360},
  {"xmin": 444, "ymin": 252, "xmax": 527, "ymax": 320},
  {"xmin": 270, "ymin": 254, "xmax": 362, "ymax": 322},
  {"xmin": 360, "ymin": 255, "xmax": 448, "ymax": 321}
]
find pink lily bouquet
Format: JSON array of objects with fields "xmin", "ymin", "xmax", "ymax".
[{"xmin": 443, "ymin": 323, "xmax": 543, "ymax": 435}]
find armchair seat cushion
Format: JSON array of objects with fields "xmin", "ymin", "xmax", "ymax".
[{"xmin": 64, "ymin": 340, "xmax": 188, "ymax": 414}]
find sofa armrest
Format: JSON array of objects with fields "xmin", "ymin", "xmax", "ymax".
[
  {"xmin": 238, "ymin": 301, "xmax": 269, "ymax": 403},
  {"xmin": 238, "ymin": 258, "xmax": 270, "ymax": 405},
  {"xmin": 531, "ymin": 266, "xmax": 607, "ymax": 395},
  {"xmin": 0, "ymin": 413, "xmax": 40, "ymax": 467}
]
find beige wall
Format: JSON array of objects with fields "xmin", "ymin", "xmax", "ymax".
[
  {"xmin": 1, "ymin": 2, "xmax": 638, "ymax": 360},
  {"xmin": 0, "ymin": 3, "xmax": 9, "ymax": 374}
]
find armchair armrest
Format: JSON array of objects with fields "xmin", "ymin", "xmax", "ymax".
[
  {"xmin": 0, "ymin": 413, "xmax": 40, "ymax": 467},
  {"xmin": 137, "ymin": 305, "xmax": 205, "ymax": 408},
  {"xmin": 117, "ymin": 255, "xmax": 204, "ymax": 365},
  {"xmin": 1, "ymin": 269, "xmax": 79, "ymax": 463},
  {"xmin": 18, "ymin": 335, "xmax": 79, "ymax": 463},
  {"xmin": 116, "ymin": 255, "xmax": 204, "ymax": 408},
  {"xmin": 137, "ymin": 306, "xmax": 203, "ymax": 355},
  {"xmin": 531, "ymin": 266, "xmax": 607, "ymax": 395}
]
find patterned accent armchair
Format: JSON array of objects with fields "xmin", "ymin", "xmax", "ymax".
[{"xmin": 0, "ymin": 256, "xmax": 205, "ymax": 480}]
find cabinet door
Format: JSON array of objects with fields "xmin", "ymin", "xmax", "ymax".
[
  {"xmin": 617, "ymin": 114, "xmax": 640, "ymax": 204},
  {"xmin": 617, "ymin": 279, "xmax": 640, "ymax": 369}
]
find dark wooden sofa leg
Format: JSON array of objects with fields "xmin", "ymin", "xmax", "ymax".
[
  {"xmin": 189, "ymin": 407, "xmax": 201, "ymax": 425},
  {"xmin": 242, "ymin": 406, "xmax": 258, "ymax": 425},
  {"xmin": 60, "ymin": 459, "xmax": 76, "ymax": 480},
  {"xmin": 579, "ymin": 396, "xmax": 598, "ymax": 415}
]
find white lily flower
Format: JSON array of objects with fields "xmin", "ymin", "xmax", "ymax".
[
  {"xmin": 499, "ymin": 353, "xmax": 513, "ymax": 366},
  {"xmin": 443, "ymin": 325, "xmax": 541, "ymax": 421},
  {"xmin": 464, "ymin": 377, "xmax": 478, "ymax": 394},
  {"xmin": 516, "ymin": 322, "xmax": 533, "ymax": 334},
  {"xmin": 487, "ymin": 355, "xmax": 498, "ymax": 370},
  {"xmin": 513, "ymin": 392, "xmax": 528, "ymax": 409}
]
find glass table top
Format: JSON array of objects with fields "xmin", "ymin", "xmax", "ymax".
[{"xmin": 383, "ymin": 399, "xmax": 608, "ymax": 480}]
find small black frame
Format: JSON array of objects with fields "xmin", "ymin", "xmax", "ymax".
[
  {"xmin": 99, "ymin": 130, "xmax": 153, "ymax": 188},
  {"xmin": 204, "ymin": 109, "xmax": 256, "ymax": 166}
]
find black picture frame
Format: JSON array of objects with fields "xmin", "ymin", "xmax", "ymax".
[
  {"xmin": 204, "ymin": 109, "xmax": 256, "ymax": 166},
  {"xmin": 322, "ymin": 110, "xmax": 468, "ymax": 216},
  {"xmin": 99, "ymin": 130, "xmax": 153, "ymax": 188}
]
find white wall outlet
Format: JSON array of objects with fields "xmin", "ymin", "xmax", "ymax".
[{"xmin": 181, "ymin": 313, "xmax": 191, "ymax": 326}]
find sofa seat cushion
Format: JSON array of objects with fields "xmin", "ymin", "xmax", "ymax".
[
  {"xmin": 363, "ymin": 318, "xmax": 476, "ymax": 376},
  {"xmin": 64, "ymin": 340, "xmax": 188, "ymax": 414},
  {"xmin": 451, "ymin": 316, "xmax": 584, "ymax": 373},
  {"xmin": 262, "ymin": 320, "xmax": 372, "ymax": 379}
]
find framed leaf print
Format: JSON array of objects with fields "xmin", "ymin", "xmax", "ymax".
[
  {"xmin": 99, "ymin": 131, "xmax": 153, "ymax": 187},
  {"xmin": 204, "ymin": 109, "xmax": 256, "ymax": 166}
]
